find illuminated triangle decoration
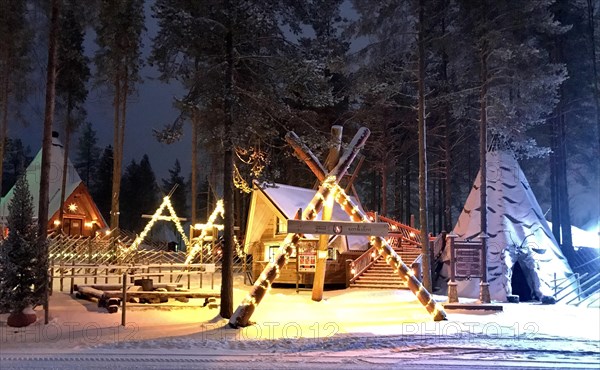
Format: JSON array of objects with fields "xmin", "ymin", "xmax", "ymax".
[{"xmin": 121, "ymin": 195, "xmax": 190, "ymax": 255}]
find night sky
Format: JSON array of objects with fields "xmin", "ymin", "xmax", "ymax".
[{"xmin": 15, "ymin": 0, "xmax": 190, "ymax": 181}]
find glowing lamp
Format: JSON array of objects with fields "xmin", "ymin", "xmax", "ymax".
[
  {"xmin": 53, "ymin": 220, "xmax": 61, "ymax": 226},
  {"xmin": 68, "ymin": 203, "xmax": 78, "ymax": 212},
  {"xmin": 85, "ymin": 222, "xmax": 93, "ymax": 228}
]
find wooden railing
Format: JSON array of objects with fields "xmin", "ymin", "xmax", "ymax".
[
  {"xmin": 367, "ymin": 212, "xmax": 422, "ymax": 247},
  {"xmin": 348, "ymin": 244, "xmax": 379, "ymax": 284},
  {"xmin": 49, "ymin": 262, "xmax": 216, "ymax": 294},
  {"xmin": 46, "ymin": 233, "xmax": 248, "ymax": 273}
]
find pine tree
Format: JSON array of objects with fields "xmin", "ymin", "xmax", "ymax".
[
  {"xmin": 74, "ymin": 122, "xmax": 100, "ymax": 187},
  {"xmin": 94, "ymin": 0, "xmax": 145, "ymax": 231},
  {"xmin": 2, "ymin": 138, "xmax": 31, "ymax": 195},
  {"xmin": 120, "ymin": 155, "xmax": 159, "ymax": 232},
  {"xmin": 91, "ymin": 145, "xmax": 114, "ymax": 224},
  {"xmin": 56, "ymin": 0, "xmax": 91, "ymax": 230},
  {"xmin": 0, "ymin": 1, "xmax": 32, "ymax": 197},
  {"xmin": 0, "ymin": 176, "xmax": 44, "ymax": 314}
]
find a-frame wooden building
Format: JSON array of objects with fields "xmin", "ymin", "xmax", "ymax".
[{"xmin": 0, "ymin": 132, "xmax": 107, "ymax": 237}]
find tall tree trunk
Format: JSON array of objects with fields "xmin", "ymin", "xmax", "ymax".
[
  {"xmin": 444, "ymin": 120, "xmax": 452, "ymax": 232},
  {"xmin": 479, "ymin": 39, "xmax": 491, "ymax": 303},
  {"xmin": 39, "ymin": 0, "xmax": 60, "ymax": 325},
  {"xmin": 220, "ymin": 15, "xmax": 234, "ymax": 319},
  {"xmin": 191, "ymin": 109, "xmax": 199, "ymax": 224},
  {"xmin": 0, "ymin": 60, "xmax": 9, "ymax": 197},
  {"xmin": 58, "ymin": 106, "xmax": 72, "ymax": 231},
  {"xmin": 550, "ymin": 115, "xmax": 561, "ymax": 242},
  {"xmin": 438, "ymin": 176, "xmax": 443, "ymax": 234},
  {"xmin": 417, "ymin": 0, "xmax": 431, "ymax": 291},
  {"xmin": 405, "ymin": 157, "xmax": 411, "ymax": 224},
  {"xmin": 110, "ymin": 73, "xmax": 121, "ymax": 231},
  {"xmin": 558, "ymin": 113, "xmax": 574, "ymax": 256},
  {"xmin": 381, "ymin": 165, "xmax": 387, "ymax": 215},
  {"xmin": 587, "ymin": 0, "xmax": 600, "ymax": 231}
]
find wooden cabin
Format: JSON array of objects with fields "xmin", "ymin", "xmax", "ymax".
[
  {"xmin": 244, "ymin": 182, "xmax": 370, "ymax": 286},
  {"xmin": 0, "ymin": 132, "xmax": 107, "ymax": 237}
]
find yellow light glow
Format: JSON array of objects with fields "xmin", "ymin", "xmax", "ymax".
[
  {"xmin": 53, "ymin": 220, "xmax": 61, "ymax": 226},
  {"xmin": 68, "ymin": 203, "xmax": 78, "ymax": 212},
  {"xmin": 84, "ymin": 222, "xmax": 93, "ymax": 228}
]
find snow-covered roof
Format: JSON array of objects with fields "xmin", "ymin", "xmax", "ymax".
[{"xmin": 245, "ymin": 182, "xmax": 369, "ymax": 252}]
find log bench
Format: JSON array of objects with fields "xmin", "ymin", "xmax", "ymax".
[
  {"xmin": 75, "ymin": 285, "xmax": 220, "ymax": 312},
  {"xmin": 74, "ymin": 283, "xmax": 183, "ymax": 292},
  {"xmin": 103, "ymin": 290, "xmax": 221, "ymax": 307}
]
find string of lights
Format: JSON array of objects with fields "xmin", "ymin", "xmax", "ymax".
[
  {"xmin": 119, "ymin": 195, "xmax": 189, "ymax": 257},
  {"xmin": 229, "ymin": 176, "xmax": 337, "ymax": 328},
  {"xmin": 184, "ymin": 200, "xmax": 225, "ymax": 265},
  {"xmin": 332, "ymin": 184, "xmax": 446, "ymax": 321}
]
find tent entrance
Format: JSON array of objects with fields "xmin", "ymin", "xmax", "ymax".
[{"xmin": 511, "ymin": 261, "xmax": 535, "ymax": 301}]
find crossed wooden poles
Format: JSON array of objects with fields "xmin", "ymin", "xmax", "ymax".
[{"xmin": 229, "ymin": 128, "xmax": 447, "ymax": 327}]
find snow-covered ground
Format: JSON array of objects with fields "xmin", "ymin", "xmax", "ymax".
[{"xmin": 1, "ymin": 274, "xmax": 599, "ymax": 369}]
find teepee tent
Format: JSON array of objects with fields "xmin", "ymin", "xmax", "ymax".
[
  {"xmin": 441, "ymin": 151, "xmax": 574, "ymax": 302},
  {"xmin": 0, "ymin": 133, "xmax": 107, "ymax": 237}
]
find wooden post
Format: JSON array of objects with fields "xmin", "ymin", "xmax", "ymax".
[
  {"xmin": 121, "ymin": 272, "xmax": 127, "ymax": 326},
  {"xmin": 187, "ymin": 270, "xmax": 191, "ymax": 290},
  {"xmin": 312, "ymin": 126, "xmax": 342, "ymax": 302},
  {"xmin": 94, "ymin": 266, "xmax": 98, "ymax": 284},
  {"xmin": 345, "ymin": 259, "xmax": 353, "ymax": 288},
  {"xmin": 296, "ymin": 250, "xmax": 300, "ymax": 294},
  {"xmin": 59, "ymin": 262, "xmax": 64, "ymax": 292},
  {"xmin": 105, "ymin": 267, "xmax": 109, "ymax": 284},
  {"xmin": 447, "ymin": 235, "xmax": 458, "ymax": 303},
  {"xmin": 170, "ymin": 263, "xmax": 173, "ymax": 283},
  {"xmin": 479, "ymin": 235, "xmax": 490, "ymax": 303},
  {"xmin": 158, "ymin": 263, "xmax": 162, "ymax": 283},
  {"xmin": 70, "ymin": 261, "xmax": 75, "ymax": 294},
  {"xmin": 49, "ymin": 266, "xmax": 54, "ymax": 296},
  {"xmin": 312, "ymin": 192, "xmax": 334, "ymax": 301}
]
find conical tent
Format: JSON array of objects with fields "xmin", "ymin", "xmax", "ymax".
[{"xmin": 442, "ymin": 151, "xmax": 574, "ymax": 302}]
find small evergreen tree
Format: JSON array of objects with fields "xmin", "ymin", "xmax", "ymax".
[
  {"xmin": 75, "ymin": 122, "xmax": 101, "ymax": 187},
  {"xmin": 0, "ymin": 176, "xmax": 44, "ymax": 313}
]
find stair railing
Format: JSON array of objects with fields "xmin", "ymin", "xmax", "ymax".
[
  {"xmin": 368, "ymin": 212, "xmax": 422, "ymax": 248},
  {"xmin": 348, "ymin": 244, "xmax": 379, "ymax": 284}
]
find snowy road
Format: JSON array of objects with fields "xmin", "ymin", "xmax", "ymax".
[
  {"xmin": 2, "ymin": 334, "xmax": 599, "ymax": 369},
  {"xmin": 0, "ymin": 349, "xmax": 597, "ymax": 369}
]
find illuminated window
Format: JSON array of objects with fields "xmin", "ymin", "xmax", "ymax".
[{"xmin": 275, "ymin": 217, "xmax": 287, "ymax": 235}]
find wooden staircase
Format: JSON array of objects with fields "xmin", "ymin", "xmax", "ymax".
[{"xmin": 350, "ymin": 243, "xmax": 422, "ymax": 289}]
